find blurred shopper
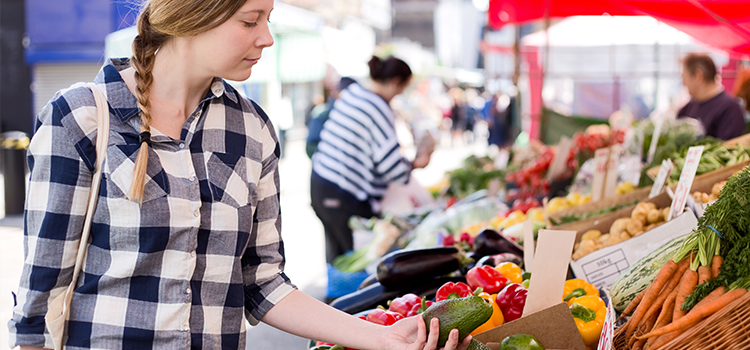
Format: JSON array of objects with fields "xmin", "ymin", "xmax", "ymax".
[
  {"xmin": 311, "ymin": 56, "xmax": 433, "ymax": 264},
  {"xmin": 678, "ymin": 53, "xmax": 745, "ymax": 140},
  {"xmin": 733, "ymin": 65, "xmax": 750, "ymax": 129},
  {"xmin": 305, "ymin": 77, "xmax": 357, "ymax": 158},
  {"xmin": 7, "ymin": 0, "xmax": 467, "ymax": 349},
  {"xmin": 486, "ymin": 91, "xmax": 515, "ymax": 148},
  {"xmin": 272, "ymin": 93, "xmax": 295, "ymax": 158},
  {"xmin": 448, "ymin": 87, "xmax": 468, "ymax": 145}
]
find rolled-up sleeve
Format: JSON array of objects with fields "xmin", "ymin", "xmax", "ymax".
[
  {"xmin": 8, "ymin": 92, "xmax": 95, "ymax": 348},
  {"xmin": 241, "ymin": 102, "xmax": 296, "ymax": 326}
]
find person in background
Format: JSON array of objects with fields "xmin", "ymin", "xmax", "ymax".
[
  {"xmin": 677, "ymin": 53, "xmax": 745, "ymax": 140},
  {"xmin": 486, "ymin": 91, "xmax": 515, "ymax": 148},
  {"xmin": 311, "ymin": 56, "xmax": 432, "ymax": 264},
  {"xmin": 8, "ymin": 0, "xmax": 468, "ymax": 349},
  {"xmin": 306, "ymin": 77, "xmax": 357, "ymax": 158},
  {"xmin": 733, "ymin": 65, "xmax": 750, "ymax": 132}
]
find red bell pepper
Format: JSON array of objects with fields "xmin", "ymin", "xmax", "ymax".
[
  {"xmin": 388, "ymin": 293, "xmax": 422, "ymax": 317},
  {"xmin": 466, "ymin": 265, "xmax": 509, "ymax": 294},
  {"xmin": 495, "ymin": 283, "xmax": 527, "ymax": 322},
  {"xmin": 435, "ymin": 282, "xmax": 473, "ymax": 301},
  {"xmin": 406, "ymin": 297, "xmax": 434, "ymax": 317},
  {"xmin": 366, "ymin": 308, "xmax": 403, "ymax": 326}
]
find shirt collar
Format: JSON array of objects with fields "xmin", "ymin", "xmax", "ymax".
[{"xmin": 94, "ymin": 58, "xmax": 239, "ymax": 124}]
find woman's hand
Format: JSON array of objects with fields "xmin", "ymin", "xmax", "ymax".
[
  {"xmin": 412, "ymin": 153, "xmax": 431, "ymax": 169},
  {"xmin": 378, "ymin": 316, "xmax": 472, "ymax": 350},
  {"xmin": 19, "ymin": 346, "xmax": 51, "ymax": 350}
]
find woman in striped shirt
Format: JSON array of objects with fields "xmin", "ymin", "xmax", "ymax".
[{"xmin": 311, "ymin": 56, "xmax": 433, "ymax": 263}]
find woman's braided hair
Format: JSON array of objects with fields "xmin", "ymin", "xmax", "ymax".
[{"xmin": 129, "ymin": 0, "xmax": 246, "ymax": 202}]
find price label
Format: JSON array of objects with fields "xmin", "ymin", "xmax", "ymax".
[
  {"xmin": 668, "ymin": 146, "xmax": 704, "ymax": 221},
  {"xmin": 647, "ymin": 115, "xmax": 665, "ymax": 164},
  {"xmin": 597, "ymin": 301, "xmax": 616, "ymax": 350},
  {"xmin": 591, "ymin": 148, "xmax": 610, "ymax": 202},
  {"xmin": 603, "ymin": 144, "xmax": 621, "ymax": 199},
  {"xmin": 547, "ymin": 136, "xmax": 572, "ymax": 181},
  {"xmin": 649, "ymin": 159, "xmax": 674, "ymax": 198}
]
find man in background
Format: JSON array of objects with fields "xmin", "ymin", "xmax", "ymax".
[{"xmin": 678, "ymin": 53, "xmax": 745, "ymax": 140}]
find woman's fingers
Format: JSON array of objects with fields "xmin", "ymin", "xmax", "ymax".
[
  {"xmin": 442, "ymin": 329, "xmax": 460, "ymax": 349},
  {"xmin": 457, "ymin": 335, "xmax": 473, "ymax": 350},
  {"xmin": 424, "ymin": 318, "xmax": 440, "ymax": 349},
  {"xmin": 414, "ymin": 316, "xmax": 427, "ymax": 344}
]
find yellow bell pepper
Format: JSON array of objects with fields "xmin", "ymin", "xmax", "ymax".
[
  {"xmin": 471, "ymin": 292, "xmax": 504, "ymax": 335},
  {"xmin": 562, "ymin": 279, "xmax": 599, "ymax": 306},
  {"xmin": 547, "ymin": 197, "xmax": 570, "ymax": 213},
  {"xmin": 526, "ymin": 208, "xmax": 545, "ymax": 222},
  {"xmin": 494, "ymin": 262, "xmax": 523, "ymax": 284},
  {"xmin": 497, "ymin": 211, "xmax": 527, "ymax": 229},
  {"xmin": 570, "ymin": 295, "xmax": 606, "ymax": 346}
]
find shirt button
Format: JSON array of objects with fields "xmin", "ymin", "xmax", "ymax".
[
  {"xmin": 186, "ymin": 288, "xmax": 192, "ymax": 294},
  {"xmin": 179, "ymin": 143, "xmax": 185, "ymax": 149},
  {"xmin": 189, "ymin": 176, "xmax": 196, "ymax": 182},
  {"xmin": 190, "ymin": 251, "xmax": 196, "ymax": 258},
  {"xmin": 193, "ymin": 210, "xmax": 200, "ymax": 217},
  {"xmin": 183, "ymin": 326, "xmax": 190, "ymax": 332}
]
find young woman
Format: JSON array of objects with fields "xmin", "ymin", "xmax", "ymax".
[
  {"xmin": 311, "ymin": 56, "xmax": 433, "ymax": 264},
  {"xmin": 8, "ymin": 0, "xmax": 466, "ymax": 349}
]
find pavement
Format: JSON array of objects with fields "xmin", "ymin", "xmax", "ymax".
[{"xmin": 0, "ymin": 131, "xmax": 487, "ymax": 349}]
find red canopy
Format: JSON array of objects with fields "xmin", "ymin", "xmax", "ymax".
[{"xmin": 489, "ymin": 0, "xmax": 750, "ymax": 57}]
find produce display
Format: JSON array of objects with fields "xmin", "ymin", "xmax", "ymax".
[
  {"xmin": 315, "ymin": 113, "xmax": 750, "ymax": 350},
  {"xmin": 572, "ymin": 202, "xmax": 670, "ymax": 260}
]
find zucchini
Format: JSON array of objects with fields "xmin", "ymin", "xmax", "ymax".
[{"xmin": 608, "ymin": 234, "xmax": 688, "ymax": 312}]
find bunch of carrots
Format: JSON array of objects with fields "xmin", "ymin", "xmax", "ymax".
[
  {"xmin": 615, "ymin": 166, "xmax": 750, "ymax": 349},
  {"xmin": 614, "ymin": 252, "xmax": 748, "ymax": 349}
]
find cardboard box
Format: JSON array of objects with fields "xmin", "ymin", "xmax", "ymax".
[
  {"xmin": 569, "ymin": 210, "xmax": 698, "ymax": 289},
  {"xmin": 473, "ymin": 303, "xmax": 587, "ymax": 350}
]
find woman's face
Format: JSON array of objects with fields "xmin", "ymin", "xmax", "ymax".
[{"xmin": 188, "ymin": 0, "xmax": 274, "ymax": 81}]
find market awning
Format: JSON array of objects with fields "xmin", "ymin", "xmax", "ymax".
[{"xmin": 489, "ymin": 0, "xmax": 750, "ymax": 58}]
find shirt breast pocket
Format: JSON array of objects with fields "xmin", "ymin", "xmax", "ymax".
[
  {"xmin": 206, "ymin": 152, "xmax": 252, "ymax": 208},
  {"xmin": 104, "ymin": 144, "xmax": 169, "ymax": 203}
]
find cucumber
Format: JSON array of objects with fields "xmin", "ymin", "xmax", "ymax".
[{"xmin": 608, "ymin": 234, "xmax": 687, "ymax": 312}]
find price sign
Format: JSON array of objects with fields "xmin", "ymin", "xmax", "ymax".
[
  {"xmin": 603, "ymin": 144, "xmax": 621, "ymax": 199},
  {"xmin": 649, "ymin": 159, "xmax": 674, "ymax": 198},
  {"xmin": 547, "ymin": 136, "xmax": 573, "ymax": 181},
  {"xmin": 591, "ymin": 148, "xmax": 610, "ymax": 202},
  {"xmin": 597, "ymin": 301, "xmax": 616, "ymax": 350},
  {"xmin": 647, "ymin": 116, "xmax": 664, "ymax": 164},
  {"xmin": 668, "ymin": 146, "xmax": 704, "ymax": 221}
]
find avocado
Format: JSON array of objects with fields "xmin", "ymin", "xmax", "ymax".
[
  {"xmin": 421, "ymin": 295, "xmax": 493, "ymax": 347},
  {"xmin": 499, "ymin": 334, "xmax": 545, "ymax": 350},
  {"xmin": 467, "ymin": 339, "xmax": 493, "ymax": 350}
]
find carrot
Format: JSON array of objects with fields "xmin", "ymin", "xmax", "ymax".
[
  {"xmin": 697, "ymin": 265, "xmax": 711, "ymax": 284},
  {"xmin": 637, "ymin": 260, "xmax": 688, "ymax": 332},
  {"xmin": 632, "ymin": 338, "xmax": 645, "ymax": 350},
  {"xmin": 652, "ymin": 288, "xmax": 677, "ymax": 332},
  {"xmin": 711, "ymin": 255, "xmax": 723, "ymax": 278},
  {"xmin": 689, "ymin": 286, "xmax": 726, "ymax": 312},
  {"xmin": 617, "ymin": 288, "xmax": 646, "ymax": 322},
  {"xmin": 637, "ymin": 288, "xmax": 747, "ymax": 339},
  {"xmin": 648, "ymin": 331, "xmax": 681, "ymax": 350},
  {"xmin": 626, "ymin": 259, "xmax": 678, "ymax": 339},
  {"xmin": 673, "ymin": 269, "xmax": 698, "ymax": 321},
  {"xmin": 645, "ymin": 308, "xmax": 673, "ymax": 349}
]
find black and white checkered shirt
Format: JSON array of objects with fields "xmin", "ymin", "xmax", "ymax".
[{"xmin": 8, "ymin": 58, "xmax": 296, "ymax": 349}]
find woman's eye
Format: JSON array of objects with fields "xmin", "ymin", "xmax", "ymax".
[{"xmin": 244, "ymin": 21, "xmax": 258, "ymax": 28}]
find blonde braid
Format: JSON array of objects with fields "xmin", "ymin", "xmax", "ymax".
[{"xmin": 129, "ymin": 5, "xmax": 165, "ymax": 203}]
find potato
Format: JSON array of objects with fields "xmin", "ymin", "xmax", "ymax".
[
  {"xmin": 645, "ymin": 223, "xmax": 657, "ymax": 231},
  {"xmin": 632, "ymin": 211, "xmax": 647, "ymax": 225},
  {"xmin": 662, "ymin": 207, "xmax": 670, "ymax": 221},
  {"xmin": 573, "ymin": 239, "xmax": 597, "ymax": 260},
  {"xmin": 631, "ymin": 230, "xmax": 646, "ymax": 237},
  {"xmin": 598, "ymin": 233, "xmax": 611, "ymax": 244},
  {"xmin": 693, "ymin": 191, "xmax": 704, "ymax": 203},
  {"xmin": 610, "ymin": 218, "xmax": 631, "ymax": 236},
  {"xmin": 631, "ymin": 203, "xmax": 650, "ymax": 220},
  {"xmin": 647, "ymin": 208, "xmax": 662, "ymax": 224},
  {"xmin": 606, "ymin": 231, "xmax": 630, "ymax": 246},
  {"xmin": 627, "ymin": 219, "xmax": 644, "ymax": 235},
  {"xmin": 582, "ymin": 230, "xmax": 602, "ymax": 241},
  {"xmin": 712, "ymin": 181, "xmax": 726, "ymax": 197}
]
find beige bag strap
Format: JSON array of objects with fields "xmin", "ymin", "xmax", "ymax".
[{"xmin": 61, "ymin": 82, "xmax": 110, "ymax": 323}]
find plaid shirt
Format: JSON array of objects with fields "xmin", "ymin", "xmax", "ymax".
[{"xmin": 8, "ymin": 59, "xmax": 296, "ymax": 349}]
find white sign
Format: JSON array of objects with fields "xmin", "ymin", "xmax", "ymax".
[
  {"xmin": 547, "ymin": 136, "xmax": 573, "ymax": 181},
  {"xmin": 603, "ymin": 144, "xmax": 621, "ymax": 199},
  {"xmin": 647, "ymin": 116, "xmax": 665, "ymax": 165},
  {"xmin": 668, "ymin": 146, "xmax": 704, "ymax": 221},
  {"xmin": 649, "ymin": 159, "xmax": 674, "ymax": 198},
  {"xmin": 597, "ymin": 299, "xmax": 616, "ymax": 350},
  {"xmin": 591, "ymin": 148, "xmax": 610, "ymax": 202},
  {"xmin": 570, "ymin": 211, "xmax": 698, "ymax": 288}
]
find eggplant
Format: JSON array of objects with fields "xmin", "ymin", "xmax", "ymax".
[
  {"xmin": 475, "ymin": 253, "xmax": 523, "ymax": 269},
  {"xmin": 357, "ymin": 273, "xmax": 379, "ymax": 290},
  {"xmin": 376, "ymin": 247, "xmax": 468, "ymax": 290},
  {"xmin": 472, "ymin": 229, "xmax": 524, "ymax": 259},
  {"xmin": 329, "ymin": 282, "xmax": 402, "ymax": 314}
]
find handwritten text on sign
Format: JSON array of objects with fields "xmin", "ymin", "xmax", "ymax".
[{"xmin": 669, "ymin": 146, "xmax": 704, "ymax": 221}]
